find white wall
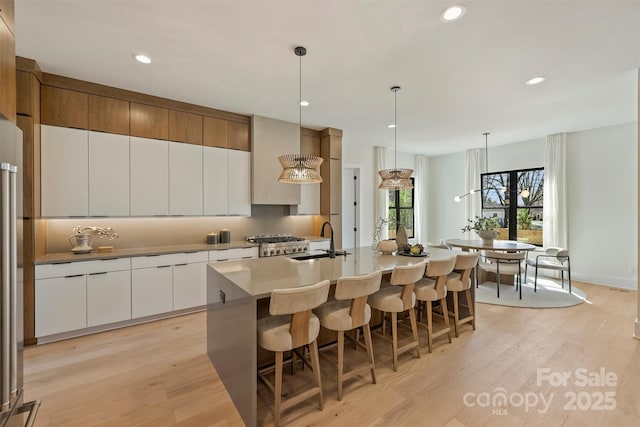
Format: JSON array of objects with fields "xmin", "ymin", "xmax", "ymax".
[
  {"xmin": 567, "ymin": 122, "xmax": 637, "ymax": 289},
  {"xmin": 428, "ymin": 151, "xmax": 466, "ymax": 242}
]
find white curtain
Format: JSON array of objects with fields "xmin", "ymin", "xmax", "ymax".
[
  {"xmin": 543, "ymin": 133, "xmax": 568, "ymax": 248},
  {"xmin": 414, "ymin": 155, "xmax": 429, "ymax": 244},
  {"xmin": 374, "ymin": 146, "xmax": 389, "ymax": 240},
  {"xmin": 465, "ymin": 148, "xmax": 485, "ymax": 237}
]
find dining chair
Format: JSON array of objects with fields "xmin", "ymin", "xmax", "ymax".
[
  {"xmin": 446, "ymin": 252, "xmax": 479, "ymax": 337},
  {"xmin": 314, "ymin": 270, "xmax": 382, "ymax": 401},
  {"xmin": 525, "ymin": 248, "xmax": 572, "ymax": 294},
  {"xmin": 478, "ymin": 251, "xmax": 526, "ymax": 299},
  {"xmin": 257, "ymin": 280, "xmax": 330, "ymax": 426}
]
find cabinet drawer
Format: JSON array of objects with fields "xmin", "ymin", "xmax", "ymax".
[
  {"xmin": 209, "ymin": 247, "xmax": 258, "ymax": 261},
  {"xmin": 36, "ymin": 258, "xmax": 131, "ymax": 279},
  {"xmin": 168, "ymin": 251, "xmax": 209, "ymax": 265},
  {"xmin": 131, "ymin": 254, "xmax": 177, "ymax": 269}
]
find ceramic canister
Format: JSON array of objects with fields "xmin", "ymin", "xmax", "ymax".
[
  {"xmin": 219, "ymin": 229, "xmax": 231, "ymax": 243},
  {"xmin": 207, "ymin": 233, "xmax": 218, "ymax": 244}
]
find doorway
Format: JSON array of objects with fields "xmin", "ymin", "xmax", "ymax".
[{"xmin": 342, "ymin": 166, "xmax": 360, "ymax": 249}]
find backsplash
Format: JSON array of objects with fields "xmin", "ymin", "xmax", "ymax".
[{"xmin": 45, "ymin": 208, "xmax": 317, "ymax": 253}]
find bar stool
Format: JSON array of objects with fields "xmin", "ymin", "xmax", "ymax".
[
  {"xmin": 257, "ymin": 280, "xmax": 330, "ymax": 426},
  {"xmin": 314, "ymin": 270, "xmax": 382, "ymax": 400},
  {"xmin": 414, "ymin": 256, "xmax": 457, "ymax": 353},
  {"xmin": 446, "ymin": 252, "xmax": 479, "ymax": 337},
  {"xmin": 369, "ymin": 262, "xmax": 426, "ymax": 372}
]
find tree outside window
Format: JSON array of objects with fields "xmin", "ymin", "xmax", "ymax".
[
  {"xmin": 387, "ymin": 178, "xmax": 415, "ymax": 239},
  {"xmin": 481, "ymin": 168, "xmax": 544, "ymax": 245}
]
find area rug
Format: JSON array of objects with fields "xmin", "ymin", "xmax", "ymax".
[{"xmin": 475, "ymin": 277, "xmax": 587, "ymax": 308}]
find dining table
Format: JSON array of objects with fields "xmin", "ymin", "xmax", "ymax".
[{"xmin": 445, "ymin": 239, "xmax": 536, "ymax": 252}]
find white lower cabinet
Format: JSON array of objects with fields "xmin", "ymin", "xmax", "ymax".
[
  {"xmin": 35, "ymin": 275, "xmax": 87, "ymax": 337},
  {"xmin": 131, "ymin": 265, "xmax": 173, "ymax": 318},
  {"xmin": 173, "ymin": 262, "xmax": 207, "ymax": 310},
  {"xmin": 87, "ymin": 270, "xmax": 131, "ymax": 327}
]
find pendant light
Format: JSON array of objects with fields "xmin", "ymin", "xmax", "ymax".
[
  {"xmin": 378, "ymin": 86, "xmax": 413, "ymax": 190},
  {"xmin": 278, "ymin": 46, "xmax": 323, "ymax": 184}
]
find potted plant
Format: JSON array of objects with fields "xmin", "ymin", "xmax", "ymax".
[{"xmin": 461, "ymin": 216, "xmax": 500, "ymax": 243}]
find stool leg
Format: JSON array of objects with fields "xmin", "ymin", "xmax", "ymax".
[
  {"xmin": 466, "ymin": 289, "xmax": 476, "ymax": 330},
  {"xmin": 409, "ymin": 308, "xmax": 420, "ymax": 359},
  {"xmin": 363, "ymin": 323, "xmax": 376, "ymax": 384},
  {"xmin": 354, "ymin": 328, "xmax": 360, "ymax": 350},
  {"xmin": 452, "ymin": 290, "xmax": 460, "ymax": 338},
  {"xmin": 382, "ymin": 312, "xmax": 387, "ymax": 337},
  {"xmin": 441, "ymin": 297, "xmax": 452, "ymax": 343},
  {"xmin": 309, "ymin": 340, "xmax": 323, "ymax": 410},
  {"xmin": 391, "ymin": 312, "xmax": 398, "ymax": 372},
  {"xmin": 291, "ymin": 350, "xmax": 296, "ymax": 376},
  {"xmin": 274, "ymin": 351, "xmax": 283, "ymax": 426},
  {"xmin": 426, "ymin": 302, "xmax": 433, "ymax": 353},
  {"xmin": 337, "ymin": 330, "xmax": 344, "ymax": 401}
]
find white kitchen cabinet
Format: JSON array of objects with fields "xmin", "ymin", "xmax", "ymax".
[
  {"xmin": 35, "ymin": 275, "xmax": 87, "ymax": 337},
  {"xmin": 130, "ymin": 136, "xmax": 169, "ymax": 216},
  {"xmin": 131, "ymin": 265, "xmax": 173, "ymax": 318},
  {"xmin": 228, "ymin": 149, "xmax": 251, "ymax": 216},
  {"xmin": 41, "ymin": 125, "xmax": 89, "ymax": 217},
  {"xmin": 169, "ymin": 141, "xmax": 203, "ymax": 215},
  {"xmin": 87, "ymin": 270, "xmax": 131, "ymax": 326},
  {"xmin": 209, "ymin": 247, "xmax": 259, "ymax": 261},
  {"xmin": 89, "ymin": 131, "xmax": 130, "ymax": 216},
  {"xmin": 203, "ymin": 146, "xmax": 229, "ymax": 216},
  {"xmin": 298, "ymin": 184, "xmax": 321, "ymax": 215},
  {"xmin": 173, "ymin": 262, "xmax": 207, "ymax": 310}
]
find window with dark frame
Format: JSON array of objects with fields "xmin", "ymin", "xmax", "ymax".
[
  {"xmin": 481, "ymin": 168, "xmax": 544, "ymax": 246},
  {"xmin": 387, "ymin": 178, "xmax": 415, "ymax": 239}
]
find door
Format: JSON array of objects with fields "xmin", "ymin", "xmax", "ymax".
[
  {"xmin": 89, "ymin": 131, "xmax": 130, "ymax": 216},
  {"xmin": 169, "ymin": 141, "xmax": 203, "ymax": 215},
  {"xmin": 87, "ymin": 270, "xmax": 131, "ymax": 326},
  {"xmin": 173, "ymin": 262, "xmax": 207, "ymax": 310},
  {"xmin": 341, "ymin": 167, "xmax": 359, "ymax": 249},
  {"xmin": 203, "ymin": 146, "xmax": 228, "ymax": 215},
  {"xmin": 131, "ymin": 266, "xmax": 173, "ymax": 318},
  {"xmin": 35, "ymin": 275, "xmax": 87, "ymax": 336},
  {"xmin": 130, "ymin": 136, "xmax": 169, "ymax": 216},
  {"xmin": 228, "ymin": 149, "xmax": 251, "ymax": 216}
]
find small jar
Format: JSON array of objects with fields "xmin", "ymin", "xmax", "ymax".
[
  {"xmin": 219, "ymin": 229, "xmax": 231, "ymax": 244},
  {"xmin": 207, "ymin": 233, "xmax": 218, "ymax": 244}
]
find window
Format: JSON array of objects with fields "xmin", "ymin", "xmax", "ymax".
[
  {"xmin": 387, "ymin": 178, "xmax": 415, "ymax": 239},
  {"xmin": 481, "ymin": 168, "xmax": 544, "ymax": 245}
]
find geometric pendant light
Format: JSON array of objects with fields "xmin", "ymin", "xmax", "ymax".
[
  {"xmin": 378, "ymin": 86, "xmax": 413, "ymax": 190},
  {"xmin": 278, "ymin": 46, "xmax": 323, "ymax": 184}
]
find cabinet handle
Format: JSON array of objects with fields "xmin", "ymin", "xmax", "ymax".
[
  {"xmin": 174, "ymin": 263, "xmax": 188, "ymax": 267},
  {"xmin": 89, "ymin": 272, "xmax": 107, "ymax": 276},
  {"xmin": 64, "ymin": 274, "xmax": 84, "ymax": 278},
  {"xmin": 215, "ymin": 259, "xmax": 229, "ymax": 262},
  {"xmin": 156, "ymin": 265, "xmax": 171, "ymax": 269},
  {"xmin": 241, "ymin": 256, "xmax": 253, "ymax": 259}
]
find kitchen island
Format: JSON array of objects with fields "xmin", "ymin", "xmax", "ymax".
[{"xmin": 206, "ymin": 246, "xmax": 461, "ymax": 426}]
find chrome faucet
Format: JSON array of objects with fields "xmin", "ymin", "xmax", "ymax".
[{"xmin": 320, "ymin": 221, "xmax": 336, "ymax": 259}]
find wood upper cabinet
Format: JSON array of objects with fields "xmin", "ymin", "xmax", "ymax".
[
  {"xmin": 0, "ymin": 0, "xmax": 14, "ymax": 35},
  {"xmin": 89, "ymin": 95, "xmax": 130, "ymax": 135},
  {"xmin": 169, "ymin": 110, "xmax": 202, "ymax": 145},
  {"xmin": 203, "ymin": 116, "xmax": 228, "ymax": 148},
  {"xmin": 17, "ymin": 70, "xmax": 39, "ymax": 117},
  {"xmin": 0, "ymin": 15, "xmax": 15, "ymax": 122},
  {"xmin": 229, "ymin": 121, "xmax": 250, "ymax": 151},
  {"xmin": 41, "ymin": 86, "xmax": 88, "ymax": 129},
  {"xmin": 130, "ymin": 103, "xmax": 168, "ymax": 140}
]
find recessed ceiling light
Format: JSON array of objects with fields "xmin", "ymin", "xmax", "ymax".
[
  {"xmin": 134, "ymin": 54, "xmax": 151, "ymax": 64},
  {"xmin": 387, "ymin": 124, "xmax": 396, "ymax": 128},
  {"xmin": 440, "ymin": 5, "xmax": 466, "ymax": 22},
  {"xmin": 299, "ymin": 100, "xmax": 309, "ymax": 106},
  {"xmin": 525, "ymin": 76, "xmax": 546, "ymax": 85}
]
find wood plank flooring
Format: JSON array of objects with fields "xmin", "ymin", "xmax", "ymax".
[{"xmin": 25, "ymin": 281, "xmax": 639, "ymax": 426}]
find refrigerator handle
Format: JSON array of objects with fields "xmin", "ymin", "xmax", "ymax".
[
  {"xmin": 9, "ymin": 166, "xmax": 16, "ymax": 399},
  {"xmin": 0, "ymin": 165, "xmax": 10, "ymax": 410}
]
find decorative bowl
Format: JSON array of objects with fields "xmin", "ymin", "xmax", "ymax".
[{"xmin": 377, "ymin": 239, "xmax": 398, "ymax": 255}]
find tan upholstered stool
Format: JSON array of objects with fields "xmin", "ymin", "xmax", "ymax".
[
  {"xmin": 446, "ymin": 252, "xmax": 479, "ymax": 337},
  {"xmin": 315, "ymin": 270, "xmax": 382, "ymax": 400},
  {"xmin": 414, "ymin": 256, "xmax": 456, "ymax": 353},
  {"xmin": 257, "ymin": 280, "xmax": 330, "ymax": 426},
  {"xmin": 369, "ymin": 262, "xmax": 425, "ymax": 372}
]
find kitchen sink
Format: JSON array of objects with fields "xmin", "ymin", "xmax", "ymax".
[{"xmin": 288, "ymin": 250, "xmax": 350, "ymax": 261}]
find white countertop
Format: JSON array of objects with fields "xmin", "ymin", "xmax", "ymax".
[{"xmin": 210, "ymin": 246, "xmax": 455, "ymax": 299}]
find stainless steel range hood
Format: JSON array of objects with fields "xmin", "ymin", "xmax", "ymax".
[{"xmin": 251, "ymin": 115, "xmax": 301, "ymax": 205}]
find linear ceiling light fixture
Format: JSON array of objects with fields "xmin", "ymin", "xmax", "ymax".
[
  {"xmin": 378, "ymin": 86, "xmax": 413, "ymax": 190},
  {"xmin": 278, "ymin": 46, "xmax": 323, "ymax": 184}
]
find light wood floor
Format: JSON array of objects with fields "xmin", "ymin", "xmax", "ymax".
[{"xmin": 25, "ymin": 281, "xmax": 639, "ymax": 426}]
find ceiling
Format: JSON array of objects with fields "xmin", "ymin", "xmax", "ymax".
[{"xmin": 15, "ymin": 0, "xmax": 640, "ymax": 156}]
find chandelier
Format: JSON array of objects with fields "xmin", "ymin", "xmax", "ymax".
[{"xmin": 378, "ymin": 86, "xmax": 413, "ymax": 190}]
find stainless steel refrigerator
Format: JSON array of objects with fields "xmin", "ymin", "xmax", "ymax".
[{"xmin": 0, "ymin": 115, "xmax": 39, "ymax": 426}]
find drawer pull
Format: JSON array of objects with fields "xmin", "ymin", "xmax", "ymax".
[
  {"xmin": 89, "ymin": 272, "xmax": 107, "ymax": 276},
  {"xmin": 215, "ymin": 259, "xmax": 229, "ymax": 262},
  {"xmin": 156, "ymin": 265, "xmax": 171, "ymax": 269},
  {"xmin": 64, "ymin": 274, "xmax": 84, "ymax": 278},
  {"xmin": 174, "ymin": 263, "xmax": 188, "ymax": 267}
]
